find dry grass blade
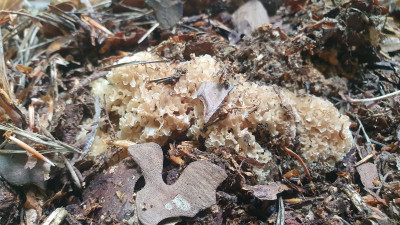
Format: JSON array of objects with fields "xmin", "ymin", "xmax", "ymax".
[
  {"xmin": 2, "ymin": 19, "xmax": 32, "ymax": 42},
  {"xmin": 62, "ymin": 155, "xmax": 81, "ymax": 189},
  {"xmin": 0, "ymin": 123, "xmax": 81, "ymax": 153},
  {"xmin": 0, "ymin": 149, "xmax": 71, "ymax": 154},
  {"xmin": 0, "ymin": 10, "xmax": 51, "ymax": 24},
  {"xmin": 0, "ymin": 29, "xmax": 14, "ymax": 101}
]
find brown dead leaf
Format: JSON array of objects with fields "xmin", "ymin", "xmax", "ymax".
[
  {"xmin": 0, "ymin": 89, "xmax": 27, "ymax": 128},
  {"xmin": 242, "ymin": 182, "xmax": 289, "ymax": 201},
  {"xmin": 16, "ymin": 64, "xmax": 33, "ymax": 75},
  {"xmin": 197, "ymin": 82, "xmax": 233, "ymax": 123},
  {"xmin": 283, "ymin": 169, "xmax": 300, "ymax": 179},
  {"xmin": 46, "ymin": 37, "xmax": 71, "ymax": 57},
  {"xmin": 128, "ymin": 143, "xmax": 227, "ymax": 225},
  {"xmin": 0, "ymin": 0, "xmax": 23, "ymax": 24}
]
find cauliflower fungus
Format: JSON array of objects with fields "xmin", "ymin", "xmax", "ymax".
[{"xmin": 92, "ymin": 52, "xmax": 352, "ymax": 179}]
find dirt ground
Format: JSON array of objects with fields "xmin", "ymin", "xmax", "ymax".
[{"xmin": 0, "ymin": 0, "xmax": 400, "ymax": 224}]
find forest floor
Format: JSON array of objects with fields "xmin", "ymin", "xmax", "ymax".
[{"xmin": 0, "ymin": 0, "xmax": 400, "ymax": 224}]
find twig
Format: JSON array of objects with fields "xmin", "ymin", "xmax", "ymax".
[
  {"xmin": 0, "ymin": 138, "xmax": 9, "ymax": 149},
  {"xmin": 354, "ymin": 153, "xmax": 375, "ymax": 167},
  {"xmin": 138, "ymin": 22, "xmax": 159, "ymax": 44},
  {"xmin": 42, "ymin": 208, "xmax": 68, "ymax": 225},
  {"xmin": 62, "ymin": 155, "xmax": 81, "ymax": 189},
  {"xmin": 81, "ymin": 96, "xmax": 101, "ymax": 156},
  {"xmin": 283, "ymin": 146, "xmax": 312, "ymax": 181},
  {"xmin": 339, "ymin": 217, "xmax": 351, "ymax": 225},
  {"xmin": 0, "ymin": 123, "xmax": 81, "ymax": 153},
  {"xmin": 376, "ymin": 172, "xmax": 391, "ymax": 195},
  {"xmin": 364, "ymin": 187, "xmax": 387, "ymax": 206},
  {"xmin": 3, "ymin": 132, "xmax": 55, "ymax": 166},
  {"xmin": 0, "ymin": 10, "xmax": 53, "ymax": 24},
  {"xmin": 276, "ymin": 196, "xmax": 285, "ymax": 225},
  {"xmin": 69, "ymin": 71, "xmax": 108, "ymax": 94},
  {"xmin": 356, "ymin": 116, "xmax": 371, "ymax": 144},
  {"xmin": 103, "ymin": 95, "xmax": 116, "ymax": 138},
  {"xmin": 350, "ymin": 90, "xmax": 400, "ymax": 103},
  {"xmin": 370, "ymin": 139, "xmax": 385, "ymax": 147},
  {"xmin": 341, "ymin": 184, "xmax": 372, "ymax": 217},
  {"xmin": 0, "ymin": 28, "xmax": 14, "ymax": 101},
  {"xmin": 101, "ymin": 59, "xmax": 168, "ymax": 70}
]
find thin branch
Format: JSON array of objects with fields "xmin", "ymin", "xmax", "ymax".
[
  {"xmin": 101, "ymin": 59, "xmax": 168, "ymax": 70},
  {"xmin": 350, "ymin": 90, "xmax": 400, "ymax": 103},
  {"xmin": 356, "ymin": 116, "xmax": 371, "ymax": 144},
  {"xmin": 354, "ymin": 153, "xmax": 374, "ymax": 167},
  {"xmin": 62, "ymin": 155, "xmax": 81, "ymax": 189},
  {"xmin": 138, "ymin": 22, "xmax": 159, "ymax": 44}
]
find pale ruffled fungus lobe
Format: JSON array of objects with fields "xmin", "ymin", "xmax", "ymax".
[{"xmin": 92, "ymin": 52, "xmax": 352, "ymax": 181}]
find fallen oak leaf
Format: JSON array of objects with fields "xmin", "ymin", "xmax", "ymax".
[{"xmin": 128, "ymin": 143, "xmax": 227, "ymax": 225}]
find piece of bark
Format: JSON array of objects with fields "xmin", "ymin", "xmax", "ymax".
[
  {"xmin": 356, "ymin": 162, "xmax": 379, "ymax": 189},
  {"xmin": 197, "ymin": 82, "xmax": 233, "ymax": 123},
  {"xmin": 128, "ymin": 143, "xmax": 227, "ymax": 225},
  {"xmin": 243, "ymin": 182, "xmax": 289, "ymax": 200},
  {"xmin": 0, "ymin": 179, "xmax": 20, "ymax": 224},
  {"xmin": 82, "ymin": 158, "xmax": 140, "ymax": 223},
  {"xmin": 232, "ymin": 0, "xmax": 270, "ymax": 36}
]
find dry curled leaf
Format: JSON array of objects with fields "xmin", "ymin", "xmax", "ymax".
[
  {"xmin": 197, "ymin": 82, "xmax": 233, "ymax": 123},
  {"xmin": 128, "ymin": 143, "xmax": 227, "ymax": 225}
]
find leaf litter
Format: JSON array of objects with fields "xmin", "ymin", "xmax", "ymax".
[{"xmin": 0, "ymin": 0, "xmax": 400, "ymax": 224}]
